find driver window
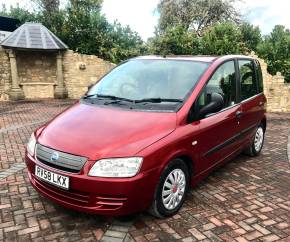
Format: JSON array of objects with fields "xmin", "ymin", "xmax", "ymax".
[{"xmin": 197, "ymin": 60, "xmax": 237, "ymax": 111}]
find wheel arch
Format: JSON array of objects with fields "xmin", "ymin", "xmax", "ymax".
[
  {"xmin": 176, "ymin": 154, "xmax": 194, "ymax": 178},
  {"xmin": 261, "ymin": 116, "xmax": 267, "ymax": 132}
]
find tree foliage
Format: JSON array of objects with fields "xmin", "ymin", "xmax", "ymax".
[
  {"xmin": 240, "ymin": 23, "xmax": 262, "ymax": 52},
  {"xmin": 148, "ymin": 25, "xmax": 200, "ymax": 55},
  {"xmin": 157, "ymin": 0, "xmax": 241, "ymax": 36},
  {"xmin": 152, "ymin": 0, "xmax": 290, "ymax": 82},
  {"xmin": 200, "ymin": 22, "xmax": 244, "ymax": 55},
  {"xmin": 0, "ymin": 0, "xmax": 145, "ymax": 64},
  {"xmin": 257, "ymin": 25, "xmax": 290, "ymax": 81},
  {"xmin": 32, "ymin": 0, "xmax": 60, "ymax": 13}
]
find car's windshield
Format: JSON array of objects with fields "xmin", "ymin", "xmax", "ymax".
[{"xmin": 86, "ymin": 59, "xmax": 209, "ymax": 110}]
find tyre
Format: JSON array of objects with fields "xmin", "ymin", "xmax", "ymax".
[
  {"xmin": 149, "ymin": 158, "xmax": 190, "ymax": 218},
  {"xmin": 244, "ymin": 124, "xmax": 265, "ymax": 157}
]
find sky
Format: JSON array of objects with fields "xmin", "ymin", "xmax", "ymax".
[{"xmin": 0, "ymin": 0, "xmax": 290, "ymax": 40}]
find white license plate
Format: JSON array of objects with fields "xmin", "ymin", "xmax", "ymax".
[{"xmin": 35, "ymin": 165, "xmax": 69, "ymax": 190}]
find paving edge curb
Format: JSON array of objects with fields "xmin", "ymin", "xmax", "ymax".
[
  {"xmin": 0, "ymin": 162, "xmax": 26, "ymax": 179},
  {"xmin": 101, "ymin": 220, "xmax": 134, "ymax": 242}
]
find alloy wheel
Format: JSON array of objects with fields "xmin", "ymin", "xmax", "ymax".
[
  {"xmin": 162, "ymin": 168, "xmax": 186, "ymax": 210},
  {"xmin": 254, "ymin": 127, "xmax": 264, "ymax": 152}
]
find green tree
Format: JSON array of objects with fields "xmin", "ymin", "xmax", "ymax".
[
  {"xmin": 32, "ymin": 0, "xmax": 60, "ymax": 13},
  {"xmin": 240, "ymin": 22, "xmax": 262, "ymax": 52},
  {"xmin": 200, "ymin": 22, "xmax": 245, "ymax": 55},
  {"xmin": 148, "ymin": 25, "xmax": 200, "ymax": 55},
  {"xmin": 101, "ymin": 22, "xmax": 146, "ymax": 63},
  {"xmin": 257, "ymin": 25, "xmax": 290, "ymax": 82},
  {"xmin": 0, "ymin": 5, "xmax": 40, "ymax": 24},
  {"xmin": 157, "ymin": 0, "xmax": 241, "ymax": 36},
  {"xmin": 0, "ymin": 0, "xmax": 145, "ymax": 64}
]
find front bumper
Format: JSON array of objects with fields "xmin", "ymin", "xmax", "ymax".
[{"xmin": 25, "ymin": 152, "xmax": 158, "ymax": 216}]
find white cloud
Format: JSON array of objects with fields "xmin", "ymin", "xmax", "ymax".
[
  {"xmin": 101, "ymin": 0, "xmax": 159, "ymax": 40},
  {"xmin": 240, "ymin": 0, "xmax": 290, "ymax": 34}
]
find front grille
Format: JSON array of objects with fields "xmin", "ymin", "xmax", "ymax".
[{"xmin": 36, "ymin": 144, "xmax": 87, "ymax": 173}]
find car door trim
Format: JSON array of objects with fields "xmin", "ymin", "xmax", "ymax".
[{"xmin": 203, "ymin": 123, "xmax": 257, "ymax": 157}]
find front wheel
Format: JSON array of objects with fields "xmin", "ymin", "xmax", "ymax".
[
  {"xmin": 149, "ymin": 159, "xmax": 190, "ymax": 218},
  {"xmin": 244, "ymin": 124, "xmax": 265, "ymax": 156}
]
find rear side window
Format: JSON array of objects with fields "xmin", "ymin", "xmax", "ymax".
[
  {"xmin": 239, "ymin": 60, "xmax": 258, "ymax": 100},
  {"xmin": 197, "ymin": 60, "xmax": 237, "ymax": 110},
  {"xmin": 255, "ymin": 60, "xmax": 263, "ymax": 93}
]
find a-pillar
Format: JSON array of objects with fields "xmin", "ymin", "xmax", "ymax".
[
  {"xmin": 8, "ymin": 50, "xmax": 24, "ymax": 100},
  {"xmin": 54, "ymin": 51, "xmax": 68, "ymax": 98}
]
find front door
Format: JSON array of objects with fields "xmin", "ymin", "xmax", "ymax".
[
  {"xmin": 193, "ymin": 60, "xmax": 242, "ymax": 174},
  {"xmin": 237, "ymin": 59, "xmax": 265, "ymax": 143}
]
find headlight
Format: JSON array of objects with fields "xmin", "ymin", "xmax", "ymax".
[
  {"xmin": 27, "ymin": 133, "xmax": 36, "ymax": 156},
  {"xmin": 88, "ymin": 157, "xmax": 143, "ymax": 178}
]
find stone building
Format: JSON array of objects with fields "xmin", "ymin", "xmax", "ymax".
[{"xmin": 0, "ymin": 22, "xmax": 114, "ymax": 101}]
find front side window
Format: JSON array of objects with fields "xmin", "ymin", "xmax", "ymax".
[
  {"xmin": 197, "ymin": 60, "xmax": 237, "ymax": 112},
  {"xmin": 239, "ymin": 60, "xmax": 258, "ymax": 100},
  {"xmin": 88, "ymin": 59, "xmax": 209, "ymax": 102}
]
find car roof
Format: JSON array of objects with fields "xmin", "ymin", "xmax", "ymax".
[{"xmin": 132, "ymin": 55, "xmax": 255, "ymax": 63}]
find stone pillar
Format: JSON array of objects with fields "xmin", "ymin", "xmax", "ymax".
[
  {"xmin": 54, "ymin": 51, "xmax": 67, "ymax": 98},
  {"xmin": 8, "ymin": 50, "xmax": 24, "ymax": 100}
]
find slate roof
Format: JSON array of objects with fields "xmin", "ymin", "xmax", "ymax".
[{"xmin": 1, "ymin": 22, "xmax": 68, "ymax": 50}]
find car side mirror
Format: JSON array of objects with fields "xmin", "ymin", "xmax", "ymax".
[{"xmin": 199, "ymin": 92, "xmax": 224, "ymax": 118}]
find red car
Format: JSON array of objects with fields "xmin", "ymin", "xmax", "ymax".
[{"xmin": 25, "ymin": 55, "xmax": 266, "ymax": 217}]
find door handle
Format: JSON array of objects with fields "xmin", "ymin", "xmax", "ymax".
[
  {"xmin": 235, "ymin": 111, "xmax": 243, "ymax": 119},
  {"xmin": 259, "ymin": 101, "xmax": 264, "ymax": 106}
]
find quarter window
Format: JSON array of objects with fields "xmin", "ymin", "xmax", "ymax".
[
  {"xmin": 197, "ymin": 60, "xmax": 237, "ymax": 112},
  {"xmin": 239, "ymin": 60, "xmax": 258, "ymax": 100},
  {"xmin": 255, "ymin": 60, "xmax": 263, "ymax": 93}
]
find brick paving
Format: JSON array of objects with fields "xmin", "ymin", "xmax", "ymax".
[{"xmin": 0, "ymin": 100, "xmax": 290, "ymax": 242}]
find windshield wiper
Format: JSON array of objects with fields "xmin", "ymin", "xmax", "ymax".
[
  {"xmin": 96, "ymin": 94, "xmax": 134, "ymax": 102},
  {"xmin": 82, "ymin": 94, "xmax": 97, "ymax": 99},
  {"xmin": 134, "ymin": 98, "xmax": 183, "ymax": 103},
  {"xmin": 83, "ymin": 95, "xmax": 183, "ymax": 105},
  {"xmin": 83, "ymin": 94, "xmax": 134, "ymax": 102}
]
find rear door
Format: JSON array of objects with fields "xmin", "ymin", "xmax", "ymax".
[
  {"xmin": 193, "ymin": 60, "xmax": 242, "ymax": 174},
  {"xmin": 237, "ymin": 59, "xmax": 265, "ymax": 143}
]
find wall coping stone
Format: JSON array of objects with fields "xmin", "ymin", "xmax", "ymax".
[{"xmin": 20, "ymin": 82, "xmax": 56, "ymax": 85}]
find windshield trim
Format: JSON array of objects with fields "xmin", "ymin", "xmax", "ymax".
[
  {"xmin": 80, "ymin": 99, "xmax": 179, "ymax": 113},
  {"xmin": 83, "ymin": 59, "xmax": 211, "ymax": 112}
]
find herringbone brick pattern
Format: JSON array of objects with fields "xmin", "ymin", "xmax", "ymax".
[
  {"xmin": 0, "ymin": 100, "xmax": 289, "ymax": 242},
  {"xmin": 129, "ymin": 113, "xmax": 290, "ymax": 242}
]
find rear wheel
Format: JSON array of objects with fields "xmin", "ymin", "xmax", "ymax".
[
  {"xmin": 149, "ymin": 159, "xmax": 190, "ymax": 218},
  {"xmin": 244, "ymin": 124, "xmax": 265, "ymax": 156}
]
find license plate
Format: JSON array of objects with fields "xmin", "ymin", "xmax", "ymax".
[{"xmin": 35, "ymin": 165, "xmax": 69, "ymax": 190}]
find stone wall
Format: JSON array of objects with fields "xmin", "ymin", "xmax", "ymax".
[
  {"xmin": 0, "ymin": 47, "xmax": 11, "ymax": 101},
  {"xmin": 0, "ymin": 49, "xmax": 115, "ymax": 100},
  {"xmin": 63, "ymin": 50, "xmax": 115, "ymax": 99},
  {"xmin": 252, "ymin": 54, "xmax": 290, "ymax": 112}
]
